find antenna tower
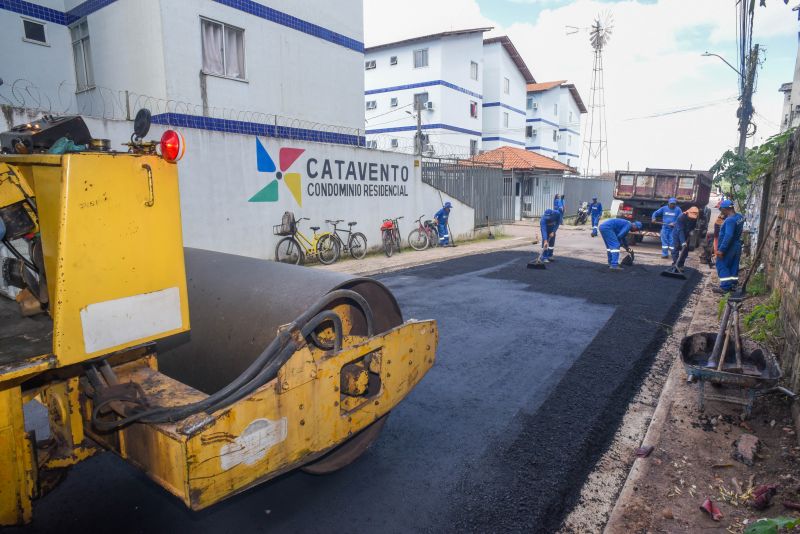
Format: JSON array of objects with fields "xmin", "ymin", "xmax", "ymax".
[{"xmin": 581, "ymin": 13, "xmax": 613, "ymax": 177}]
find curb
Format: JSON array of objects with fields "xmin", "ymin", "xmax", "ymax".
[
  {"xmin": 603, "ymin": 274, "xmax": 713, "ymax": 532},
  {"xmin": 319, "ymin": 236, "xmax": 531, "ymax": 277}
]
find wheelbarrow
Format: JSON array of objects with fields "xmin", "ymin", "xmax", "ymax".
[{"xmin": 681, "ymin": 332, "xmax": 794, "ymax": 418}]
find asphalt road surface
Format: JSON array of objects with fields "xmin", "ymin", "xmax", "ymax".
[{"xmin": 14, "ymin": 249, "xmax": 699, "ymax": 534}]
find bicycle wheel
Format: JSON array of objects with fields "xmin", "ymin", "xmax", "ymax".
[
  {"xmin": 316, "ymin": 234, "xmax": 340, "ymax": 265},
  {"xmin": 408, "ymin": 229, "xmax": 429, "ymax": 251},
  {"xmin": 382, "ymin": 230, "xmax": 394, "ymax": 257},
  {"xmin": 348, "ymin": 232, "xmax": 368, "ymax": 259},
  {"xmin": 275, "ymin": 237, "xmax": 303, "ymax": 265}
]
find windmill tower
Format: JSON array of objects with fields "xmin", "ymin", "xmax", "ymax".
[{"xmin": 581, "ymin": 13, "xmax": 613, "ymax": 177}]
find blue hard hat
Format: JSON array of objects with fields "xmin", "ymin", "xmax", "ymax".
[
  {"xmin": 633, "ymin": 221, "xmax": 643, "ymax": 230},
  {"xmin": 444, "ymin": 201, "xmax": 452, "ymax": 209},
  {"xmin": 592, "ymin": 197, "xmax": 597, "ymax": 200},
  {"xmin": 668, "ymin": 197, "xmax": 677, "ymax": 204},
  {"xmin": 720, "ymin": 199, "xmax": 734, "ymax": 209}
]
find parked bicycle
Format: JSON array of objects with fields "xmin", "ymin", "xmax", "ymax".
[
  {"xmin": 408, "ymin": 215, "xmax": 439, "ymax": 251},
  {"xmin": 380, "ymin": 216, "xmax": 403, "ymax": 257},
  {"xmin": 326, "ymin": 219, "xmax": 368, "ymax": 260},
  {"xmin": 274, "ymin": 212, "xmax": 339, "ymax": 265}
]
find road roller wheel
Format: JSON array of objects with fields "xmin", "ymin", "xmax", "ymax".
[{"xmin": 301, "ymin": 415, "xmax": 389, "ymax": 475}]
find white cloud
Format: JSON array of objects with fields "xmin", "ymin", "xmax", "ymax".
[{"xmin": 364, "ymin": 0, "xmax": 798, "ymax": 172}]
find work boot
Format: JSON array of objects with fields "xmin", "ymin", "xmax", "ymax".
[
  {"xmin": 547, "ymin": 257, "xmax": 556, "ymax": 263},
  {"xmin": 609, "ymin": 265, "xmax": 622, "ymax": 271},
  {"xmin": 542, "ymin": 258, "xmax": 550, "ymax": 263},
  {"xmin": 711, "ymin": 286, "xmax": 730, "ymax": 295}
]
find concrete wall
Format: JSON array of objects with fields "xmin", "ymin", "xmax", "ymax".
[
  {"xmin": 481, "ymin": 41, "xmax": 526, "ymax": 151},
  {"xmin": 1, "ymin": 107, "xmax": 474, "ymax": 260},
  {"xmin": 1, "ymin": 0, "xmax": 364, "ymax": 131}
]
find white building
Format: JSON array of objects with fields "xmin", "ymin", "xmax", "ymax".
[
  {"xmin": 480, "ymin": 36, "xmax": 535, "ymax": 152},
  {"xmin": 363, "ymin": 28, "xmax": 491, "ymax": 157},
  {"xmin": 525, "ymin": 80, "xmax": 587, "ymax": 168},
  {"xmin": 1, "ymin": 0, "xmax": 365, "ymax": 137}
]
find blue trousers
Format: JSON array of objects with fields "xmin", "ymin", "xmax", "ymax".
[
  {"xmin": 600, "ymin": 228, "xmax": 621, "ymax": 266},
  {"xmin": 591, "ymin": 214, "xmax": 600, "ymax": 236},
  {"xmin": 716, "ymin": 243, "xmax": 741, "ymax": 290},
  {"xmin": 438, "ymin": 221, "xmax": 449, "ymax": 245},
  {"xmin": 659, "ymin": 225, "xmax": 673, "ymax": 256},
  {"xmin": 543, "ymin": 232, "xmax": 556, "ymax": 259}
]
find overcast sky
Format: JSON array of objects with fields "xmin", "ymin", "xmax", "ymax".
[{"xmin": 364, "ymin": 0, "xmax": 798, "ymax": 173}]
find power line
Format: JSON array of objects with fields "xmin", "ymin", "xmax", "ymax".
[{"xmin": 623, "ymin": 96, "xmax": 739, "ymax": 120}]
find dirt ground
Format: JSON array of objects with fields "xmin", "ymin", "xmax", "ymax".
[{"xmin": 609, "ymin": 274, "xmax": 800, "ymax": 533}]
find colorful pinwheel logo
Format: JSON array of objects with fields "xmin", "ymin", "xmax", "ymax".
[{"xmin": 249, "ymin": 139, "xmax": 305, "ymax": 206}]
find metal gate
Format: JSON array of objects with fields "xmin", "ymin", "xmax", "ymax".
[
  {"xmin": 519, "ymin": 174, "xmax": 614, "ymax": 218},
  {"xmin": 421, "ymin": 158, "xmax": 512, "ymax": 227}
]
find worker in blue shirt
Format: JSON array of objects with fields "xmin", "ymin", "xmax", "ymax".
[
  {"xmin": 434, "ymin": 201, "xmax": 452, "ymax": 246},
  {"xmin": 651, "ymin": 197, "xmax": 683, "ymax": 258},
  {"xmin": 600, "ymin": 218, "xmax": 642, "ymax": 270},
  {"xmin": 540, "ymin": 208, "xmax": 561, "ymax": 262},
  {"xmin": 553, "ymin": 194, "xmax": 561, "ymax": 212},
  {"xmin": 714, "ymin": 199, "xmax": 744, "ymax": 294},
  {"xmin": 670, "ymin": 206, "xmax": 700, "ymax": 269},
  {"xmin": 589, "ymin": 197, "xmax": 603, "ymax": 237}
]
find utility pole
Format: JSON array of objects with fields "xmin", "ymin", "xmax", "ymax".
[
  {"xmin": 415, "ymin": 107, "xmax": 423, "ymax": 156},
  {"xmin": 737, "ymin": 44, "xmax": 759, "ymax": 158}
]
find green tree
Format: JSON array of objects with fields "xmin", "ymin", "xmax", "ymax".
[{"xmin": 710, "ymin": 128, "xmax": 795, "ymax": 211}]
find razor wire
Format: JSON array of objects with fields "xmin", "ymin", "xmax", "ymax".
[{"xmin": 0, "ymin": 78, "xmax": 365, "ymax": 146}]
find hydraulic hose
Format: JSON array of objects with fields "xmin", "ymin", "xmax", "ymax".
[{"xmin": 92, "ymin": 289, "xmax": 374, "ymax": 431}]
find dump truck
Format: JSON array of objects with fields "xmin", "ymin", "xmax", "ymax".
[
  {"xmin": 0, "ymin": 112, "xmax": 437, "ymax": 526},
  {"xmin": 613, "ymin": 168, "xmax": 711, "ymax": 248}
]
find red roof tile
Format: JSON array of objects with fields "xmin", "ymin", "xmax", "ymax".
[{"xmin": 470, "ymin": 146, "xmax": 577, "ymax": 172}]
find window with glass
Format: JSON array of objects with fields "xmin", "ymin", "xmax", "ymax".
[
  {"xmin": 470, "ymin": 101, "xmax": 478, "ymax": 118},
  {"xmin": 470, "ymin": 139, "xmax": 478, "ymax": 156},
  {"xmin": 527, "ymin": 97, "xmax": 534, "ymax": 110},
  {"xmin": 70, "ymin": 20, "xmax": 94, "ymax": 91},
  {"xmin": 525, "ymin": 126, "xmax": 533, "ymax": 138},
  {"xmin": 552, "ymin": 129, "xmax": 557, "ymax": 142},
  {"xmin": 554, "ymin": 103, "xmax": 558, "ymax": 115},
  {"xmin": 390, "ymin": 97, "xmax": 398, "ymax": 108},
  {"xmin": 201, "ymin": 18, "xmax": 245, "ymax": 79},
  {"xmin": 503, "ymin": 77, "xmax": 510, "ymax": 94},
  {"xmin": 365, "ymin": 60, "xmax": 376, "ymax": 70},
  {"xmin": 366, "ymin": 100, "xmax": 377, "ymax": 110},
  {"xmin": 503, "ymin": 112, "xmax": 509, "ymax": 128},
  {"xmin": 390, "ymin": 56, "xmax": 398, "ymax": 65},
  {"xmin": 22, "ymin": 18, "xmax": 47, "ymax": 44},
  {"xmin": 470, "ymin": 61, "xmax": 479, "ymax": 80},
  {"xmin": 413, "ymin": 48, "xmax": 429, "ymax": 68}
]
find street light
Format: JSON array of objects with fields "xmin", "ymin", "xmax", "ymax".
[{"xmin": 701, "ymin": 51, "xmax": 743, "ymax": 79}]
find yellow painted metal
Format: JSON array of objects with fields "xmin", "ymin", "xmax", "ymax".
[
  {"xmin": 0, "ymin": 384, "xmax": 33, "ymax": 525},
  {"xmin": 2, "ymin": 153, "xmax": 190, "ymax": 367},
  {"xmin": 88, "ymin": 320, "xmax": 438, "ymax": 510}
]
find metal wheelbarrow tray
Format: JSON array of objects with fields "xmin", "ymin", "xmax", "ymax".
[{"xmin": 680, "ymin": 332, "xmax": 788, "ymax": 417}]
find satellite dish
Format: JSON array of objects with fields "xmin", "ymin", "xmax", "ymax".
[{"xmin": 133, "ymin": 109, "xmax": 152, "ymax": 140}]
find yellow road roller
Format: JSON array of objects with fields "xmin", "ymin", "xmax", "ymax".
[{"xmin": 0, "ymin": 112, "xmax": 437, "ymax": 526}]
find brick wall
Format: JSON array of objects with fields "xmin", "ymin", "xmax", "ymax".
[{"xmin": 762, "ymin": 131, "xmax": 800, "ymax": 391}]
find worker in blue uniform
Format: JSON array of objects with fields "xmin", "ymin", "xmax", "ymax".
[
  {"xmin": 553, "ymin": 194, "xmax": 562, "ymax": 212},
  {"xmin": 600, "ymin": 219, "xmax": 642, "ymax": 270},
  {"xmin": 651, "ymin": 197, "xmax": 682, "ymax": 258},
  {"xmin": 434, "ymin": 201, "xmax": 452, "ymax": 246},
  {"xmin": 670, "ymin": 206, "xmax": 700, "ymax": 269},
  {"xmin": 714, "ymin": 199, "xmax": 744, "ymax": 294},
  {"xmin": 540, "ymin": 208, "xmax": 561, "ymax": 262},
  {"xmin": 589, "ymin": 197, "xmax": 603, "ymax": 237}
]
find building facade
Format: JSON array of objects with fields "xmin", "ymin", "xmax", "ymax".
[
  {"xmin": 1, "ymin": 0, "xmax": 365, "ymax": 137},
  {"xmin": 525, "ymin": 81, "xmax": 587, "ymax": 168},
  {"xmin": 363, "ymin": 28, "xmax": 491, "ymax": 157},
  {"xmin": 480, "ymin": 36, "xmax": 534, "ymax": 151}
]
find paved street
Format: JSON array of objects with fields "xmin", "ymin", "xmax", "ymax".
[{"xmin": 14, "ymin": 228, "xmax": 700, "ymax": 534}]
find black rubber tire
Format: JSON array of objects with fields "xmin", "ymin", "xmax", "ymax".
[
  {"xmin": 316, "ymin": 234, "xmax": 340, "ymax": 265},
  {"xmin": 301, "ymin": 415, "xmax": 389, "ymax": 475},
  {"xmin": 382, "ymin": 231, "xmax": 394, "ymax": 257},
  {"xmin": 408, "ymin": 229, "xmax": 429, "ymax": 251},
  {"xmin": 348, "ymin": 232, "xmax": 368, "ymax": 259},
  {"xmin": 275, "ymin": 237, "xmax": 303, "ymax": 265}
]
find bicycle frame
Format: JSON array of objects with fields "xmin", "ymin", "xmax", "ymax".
[{"xmin": 294, "ymin": 224, "xmax": 330, "ymax": 257}]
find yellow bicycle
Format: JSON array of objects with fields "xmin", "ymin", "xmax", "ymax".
[{"xmin": 274, "ymin": 213, "xmax": 340, "ymax": 265}]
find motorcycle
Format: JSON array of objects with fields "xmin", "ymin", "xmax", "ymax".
[{"xmin": 575, "ymin": 201, "xmax": 589, "ymax": 225}]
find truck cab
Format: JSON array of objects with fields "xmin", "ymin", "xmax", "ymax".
[{"xmin": 614, "ymin": 169, "xmax": 711, "ymax": 247}]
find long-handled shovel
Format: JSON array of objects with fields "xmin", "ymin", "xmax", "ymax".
[
  {"xmin": 661, "ymin": 244, "xmax": 688, "ymax": 280},
  {"xmin": 527, "ymin": 246, "xmax": 547, "ymax": 270}
]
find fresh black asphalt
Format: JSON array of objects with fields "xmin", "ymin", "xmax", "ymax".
[{"xmin": 14, "ymin": 250, "xmax": 699, "ymax": 534}]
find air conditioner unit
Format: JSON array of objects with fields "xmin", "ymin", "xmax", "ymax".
[
  {"xmin": 424, "ymin": 101, "xmax": 435, "ymax": 111},
  {"xmin": 532, "ymin": 129, "xmax": 538, "ymax": 137},
  {"xmin": 532, "ymin": 102, "xmax": 539, "ymax": 110}
]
